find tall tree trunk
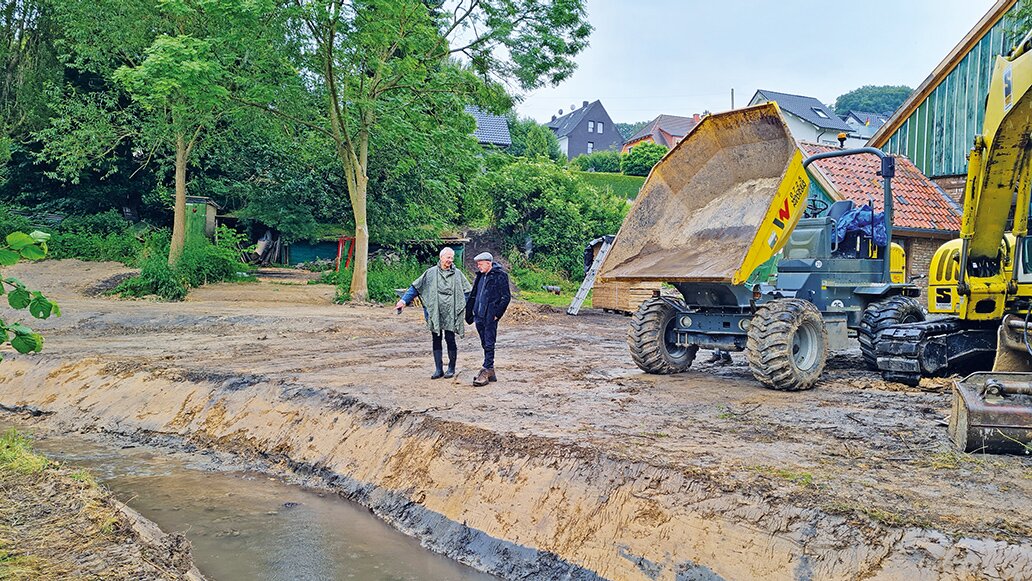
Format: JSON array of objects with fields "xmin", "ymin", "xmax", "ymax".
[
  {"xmin": 348, "ymin": 171, "xmax": 369, "ymax": 301},
  {"xmin": 169, "ymin": 133, "xmax": 188, "ymax": 265},
  {"xmin": 344, "ymin": 116, "xmax": 372, "ymax": 302}
]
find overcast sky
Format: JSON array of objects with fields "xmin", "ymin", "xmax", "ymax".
[{"xmin": 516, "ymin": 0, "xmax": 997, "ymax": 124}]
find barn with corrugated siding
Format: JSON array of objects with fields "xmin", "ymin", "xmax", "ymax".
[{"xmin": 870, "ymin": 0, "xmax": 1023, "ymax": 200}]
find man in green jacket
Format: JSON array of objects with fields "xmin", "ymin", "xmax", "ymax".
[{"xmin": 396, "ymin": 247, "xmax": 472, "ymax": 379}]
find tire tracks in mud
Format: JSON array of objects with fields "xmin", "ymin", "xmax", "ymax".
[{"xmin": 0, "ymin": 260, "xmax": 1029, "ymax": 579}]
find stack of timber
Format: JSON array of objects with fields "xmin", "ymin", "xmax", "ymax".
[{"xmin": 591, "ymin": 279, "xmax": 663, "ymax": 315}]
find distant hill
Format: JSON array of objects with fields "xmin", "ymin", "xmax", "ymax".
[{"xmin": 616, "ymin": 121, "xmax": 649, "ymax": 141}]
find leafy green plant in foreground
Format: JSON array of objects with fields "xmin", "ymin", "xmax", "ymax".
[{"xmin": 0, "ymin": 231, "xmax": 59, "ymax": 359}]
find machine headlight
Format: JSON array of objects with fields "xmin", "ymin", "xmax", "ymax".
[
  {"xmin": 680, "ymin": 316, "xmax": 693, "ymax": 328},
  {"xmin": 739, "ymin": 319, "xmax": 751, "ymax": 331}
]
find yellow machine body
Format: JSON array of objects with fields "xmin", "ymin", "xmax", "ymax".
[{"xmin": 599, "ymin": 103, "xmax": 811, "ymax": 286}]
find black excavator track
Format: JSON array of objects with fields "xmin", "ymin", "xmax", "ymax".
[{"xmin": 875, "ymin": 318, "xmax": 998, "ymax": 386}]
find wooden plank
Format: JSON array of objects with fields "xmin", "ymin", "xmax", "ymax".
[{"xmin": 591, "ymin": 280, "xmax": 663, "ymax": 313}]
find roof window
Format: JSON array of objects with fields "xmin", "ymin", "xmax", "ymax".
[{"xmin": 812, "ymin": 107, "xmax": 830, "ymax": 119}]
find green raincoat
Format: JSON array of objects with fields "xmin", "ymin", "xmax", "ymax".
[{"xmin": 410, "ymin": 265, "xmax": 472, "ymax": 336}]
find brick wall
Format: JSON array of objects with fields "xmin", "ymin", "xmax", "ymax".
[
  {"xmin": 932, "ymin": 175, "xmax": 965, "ymax": 204},
  {"xmin": 903, "ymin": 235, "xmax": 947, "ymax": 297}
]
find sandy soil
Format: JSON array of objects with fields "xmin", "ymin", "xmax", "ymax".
[{"xmin": 2, "ymin": 260, "xmax": 1031, "ymax": 580}]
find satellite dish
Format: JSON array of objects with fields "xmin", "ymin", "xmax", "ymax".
[
  {"xmin": 571, "ymin": 104, "xmax": 576, "ymax": 110},
  {"xmin": 558, "ymin": 109, "xmax": 563, "ymax": 115}
]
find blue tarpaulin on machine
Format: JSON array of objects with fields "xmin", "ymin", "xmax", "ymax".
[{"xmin": 834, "ymin": 204, "xmax": 887, "ymax": 247}]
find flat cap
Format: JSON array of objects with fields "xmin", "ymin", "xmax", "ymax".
[{"xmin": 473, "ymin": 252, "xmax": 493, "ymax": 262}]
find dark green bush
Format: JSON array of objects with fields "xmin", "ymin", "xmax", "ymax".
[
  {"xmin": 48, "ymin": 230, "xmax": 142, "ymax": 264},
  {"xmin": 115, "ymin": 227, "xmax": 251, "ymax": 301},
  {"xmin": 620, "ymin": 141, "xmax": 668, "ymax": 176},
  {"xmin": 570, "ymin": 150, "xmax": 621, "ymax": 173},
  {"xmin": 0, "ymin": 207, "xmax": 143, "ymax": 264},
  {"xmin": 467, "ymin": 158, "xmax": 627, "ymax": 275},
  {"xmin": 0, "ymin": 207, "xmax": 33, "ymax": 239}
]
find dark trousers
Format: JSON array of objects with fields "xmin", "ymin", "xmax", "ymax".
[
  {"xmin": 431, "ymin": 330, "xmax": 457, "ymax": 352},
  {"xmin": 475, "ymin": 318, "xmax": 498, "ymax": 369}
]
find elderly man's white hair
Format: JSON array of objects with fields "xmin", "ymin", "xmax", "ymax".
[{"xmin": 439, "ymin": 247, "xmax": 455, "ymax": 258}]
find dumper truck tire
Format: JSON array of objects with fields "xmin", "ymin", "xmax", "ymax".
[
  {"xmin": 746, "ymin": 299, "xmax": 828, "ymax": 391},
  {"xmin": 857, "ymin": 296, "xmax": 925, "ymax": 370},
  {"xmin": 628, "ymin": 297, "xmax": 697, "ymax": 374}
]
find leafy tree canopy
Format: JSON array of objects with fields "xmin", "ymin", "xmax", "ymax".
[
  {"xmin": 469, "ymin": 158, "xmax": 626, "ymax": 275},
  {"xmin": 832, "ymin": 85, "xmax": 912, "ymax": 116},
  {"xmin": 506, "ymin": 114, "xmax": 561, "ymax": 161},
  {"xmin": 616, "ymin": 121, "xmax": 649, "ymax": 141}
]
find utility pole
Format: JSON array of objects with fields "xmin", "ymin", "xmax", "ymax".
[{"xmin": 731, "ymin": 88, "xmax": 735, "ymax": 109}]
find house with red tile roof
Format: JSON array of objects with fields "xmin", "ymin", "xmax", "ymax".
[
  {"xmin": 800, "ymin": 142, "xmax": 962, "ymax": 288},
  {"xmin": 620, "ymin": 114, "xmax": 702, "ymax": 154}
]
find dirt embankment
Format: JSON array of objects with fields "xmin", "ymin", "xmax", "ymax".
[
  {"xmin": 1, "ymin": 260, "xmax": 1031, "ymax": 580},
  {"xmin": 0, "ymin": 427, "xmax": 202, "ymax": 580}
]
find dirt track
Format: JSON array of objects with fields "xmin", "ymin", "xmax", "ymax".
[{"xmin": 2, "ymin": 260, "xmax": 1031, "ymax": 580}]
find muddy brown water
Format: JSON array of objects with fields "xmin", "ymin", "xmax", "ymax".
[{"xmin": 8, "ymin": 425, "xmax": 496, "ymax": 581}]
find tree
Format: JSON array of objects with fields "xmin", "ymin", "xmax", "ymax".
[
  {"xmin": 524, "ymin": 124, "xmax": 555, "ymax": 159},
  {"xmin": 832, "ymin": 85, "xmax": 912, "ymax": 116},
  {"xmin": 1007, "ymin": 1, "xmax": 1032, "ymax": 40},
  {"xmin": 621, "ymin": 141, "xmax": 666, "ymax": 176},
  {"xmin": 45, "ymin": 0, "xmax": 284, "ymax": 264},
  {"xmin": 279, "ymin": 0, "xmax": 592, "ymax": 300},
  {"xmin": 470, "ymin": 158, "xmax": 626, "ymax": 274},
  {"xmin": 506, "ymin": 114, "xmax": 561, "ymax": 161},
  {"xmin": 1, "ymin": 0, "xmax": 63, "ymax": 185},
  {"xmin": 615, "ymin": 120, "xmax": 649, "ymax": 141}
]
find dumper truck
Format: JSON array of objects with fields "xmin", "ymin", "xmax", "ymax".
[{"xmin": 598, "ymin": 103, "xmax": 923, "ymax": 391}]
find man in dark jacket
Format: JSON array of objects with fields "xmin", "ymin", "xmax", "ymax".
[{"xmin": 465, "ymin": 252, "xmax": 511, "ymax": 386}]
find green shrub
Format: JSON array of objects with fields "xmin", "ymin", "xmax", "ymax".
[
  {"xmin": 48, "ymin": 231, "xmax": 142, "ymax": 264},
  {"xmin": 621, "ymin": 141, "xmax": 668, "ymax": 176},
  {"xmin": 0, "ymin": 207, "xmax": 33, "ymax": 239},
  {"xmin": 0, "ymin": 207, "xmax": 144, "ymax": 264},
  {"xmin": 468, "ymin": 158, "xmax": 627, "ymax": 276},
  {"xmin": 115, "ymin": 227, "xmax": 251, "ymax": 301},
  {"xmin": 570, "ymin": 150, "xmax": 621, "ymax": 173}
]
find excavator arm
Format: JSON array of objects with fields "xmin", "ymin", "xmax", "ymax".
[{"xmin": 953, "ymin": 29, "xmax": 1032, "ymax": 319}]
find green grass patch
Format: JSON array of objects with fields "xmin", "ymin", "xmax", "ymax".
[
  {"xmin": 510, "ymin": 260, "xmax": 586, "ymax": 307},
  {"xmin": 518, "ymin": 289, "xmax": 589, "ymax": 308},
  {"xmin": 572, "ymin": 171, "xmax": 646, "ymax": 199},
  {"xmin": 752, "ymin": 465, "xmax": 817, "ymax": 489},
  {"xmin": 0, "ymin": 429, "xmax": 48, "ymax": 475},
  {"xmin": 0, "ymin": 546, "xmax": 49, "ymax": 580}
]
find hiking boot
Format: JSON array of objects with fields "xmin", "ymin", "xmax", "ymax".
[
  {"xmin": 443, "ymin": 365, "xmax": 455, "ymax": 379},
  {"xmin": 718, "ymin": 352, "xmax": 733, "ymax": 366},
  {"xmin": 473, "ymin": 368, "xmax": 492, "ymax": 386},
  {"xmin": 487, "ymin": 368, "xmax": 497, "ymax": 382}
]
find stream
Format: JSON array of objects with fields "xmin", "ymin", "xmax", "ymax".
[{"xmin": 7, "ymin": 424, "xmax": 496, "ymax": 581}]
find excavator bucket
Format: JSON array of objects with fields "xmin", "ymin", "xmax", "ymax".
[{"xmin": 599, "ymin": 103, "xmax": 811, "ymax": 285}]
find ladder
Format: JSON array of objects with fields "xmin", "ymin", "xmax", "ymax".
[{"xmin": 567, "ymin": 236, "xmax": 615, "ymax": 316}]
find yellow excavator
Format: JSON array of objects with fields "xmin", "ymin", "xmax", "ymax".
[
  {"xmin": 876, "ymin": 28, "xmax": 1032, "ymax": 387},
  {"xmin": 875, "ymin": 29, "xmax": 1032, "ymax": 453}
]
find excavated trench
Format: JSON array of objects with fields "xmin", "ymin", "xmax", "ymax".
[{"xmin": 1, "ymin": 260, "xmax": 1031, "ymax": 580}]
